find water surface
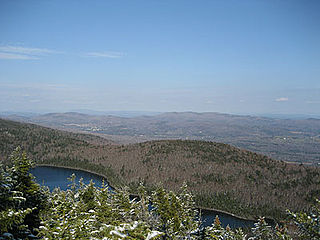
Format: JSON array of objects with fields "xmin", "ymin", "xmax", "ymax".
[
  {"xmin": 30, "ymin": 166, "xmax": 106, "ymax": 190},
  {"xmin": 31, "ymin": 166, "xmax": 255, "ymax": 228}
]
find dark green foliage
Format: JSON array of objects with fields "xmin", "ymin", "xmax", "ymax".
[
  {"xmin": 288, "ymin": 199, "xmax": 320, "ymax": 240},
  {"xmin": 194, "ymin": 192, "xmax": 285, "ymax": 220},
  {"xmin": 0, "ymin": 147, "xmax": 47, "ymax": 239},
  {"xmin": 151, "ymin": 183, "xmax": 198, "ymax": 238},
  {"xmin": 249, "ymin": 217, "xmax": 291, "ymax": 240}
]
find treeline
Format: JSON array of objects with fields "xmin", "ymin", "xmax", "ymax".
[
  {"xmin": 1, "ymin": 118, "xmax": 320, "ymax": 220},
  {"xmin": 1, "ymin": 148, "xmax": 320, "ymax": 240}
]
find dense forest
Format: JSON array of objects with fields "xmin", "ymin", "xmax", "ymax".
[
  {"xmin": 1, "ymin": 118, "xmax": 320, "ymax": 220},
  {"xmin": 1, "ymin": 148, "xmax": 319, "ymax": 240}
]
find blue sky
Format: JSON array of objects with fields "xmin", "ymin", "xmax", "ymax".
[{"xmin": 0, "ymin": 0, "xmax": 319, "ymax": 114}]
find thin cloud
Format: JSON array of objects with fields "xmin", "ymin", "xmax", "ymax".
[
  {"xmin": 0, "ymin": 46, "xmax": 60, "ymax": 55},
  {"xmin": 0, "ymin": 83, "xmax": 71, "ymax": 91},
  {"xmin": 0, "ymin": 45, "xmax": 62, "ymax": 60},
  {"xmin": 85, "ymin": 51, "xmax": 125, "ymax": 58},
  {"xmin": 275, "ymin": 97, "xmax": 289, "ymax": 102},
  {"xmin": 0, "ymin": 52, "xmax": 39, "ymax": 60},
  {"xmin": 0, "ymin": 45, "xmax": 124, "ymax": 60},
  {"xmin": 306, "ymin": 100, "xmax": 320, "ymax": 104}
]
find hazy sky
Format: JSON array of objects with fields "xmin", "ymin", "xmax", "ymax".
[{"xmin": 0, "ymin": 0, "xmax": 319, "ymax": 114}]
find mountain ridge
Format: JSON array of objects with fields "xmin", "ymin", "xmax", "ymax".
[{"xmin": 3, "ymin": 111, "xmax": 320, "ymax": 164}]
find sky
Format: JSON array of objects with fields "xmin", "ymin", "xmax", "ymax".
[{"xmin": 0, "ymin": 0, "xmax": 319, "ymax": 115}]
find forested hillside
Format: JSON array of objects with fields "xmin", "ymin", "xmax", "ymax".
[
  {"xmin": 1, "ymin": 118, "xmax": 319, "ymax": 220},
  {"xmin": 5, "ymin": 111, "xmax": 320, "ymax": 164},
  {"xmin": 3, "ymin": 149, "xmax": 319, "ymax": 239}
]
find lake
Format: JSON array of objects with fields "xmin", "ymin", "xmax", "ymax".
[
  {"xmin": 30, "ymin": 166, "xmax": 107, "ymax": 190},
  {"xmin": 30, "ymin": 166, "xmax": 256, "ymax": 229}
]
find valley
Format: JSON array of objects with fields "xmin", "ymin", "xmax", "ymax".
[{"xmin": 3, "ymin": 111, "xmax": 320, "ymax": 165}]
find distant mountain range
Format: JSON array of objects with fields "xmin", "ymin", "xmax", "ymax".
[
  {"xmin": 0, "ymin": 110, "xmax": 162, "ymax": 118},
  {"xmin": 2, "ymin": 111, "xmax": 320, "ymax": 164},
  {"xmin": 255, "ymin": 113, "xmax": 320, "ymax": 120},
  {"xmin": 70, "ymin": 109, "xmax": 162, "ymax": 117}
]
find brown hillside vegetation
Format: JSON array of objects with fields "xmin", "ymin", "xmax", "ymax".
[
  {"xmin": 5, "ymin": 111, "xmax": 320, "ymax": 164},
  {"xmin": 0, "ymin": 118, "xmax": 319, "ymax": 219}
]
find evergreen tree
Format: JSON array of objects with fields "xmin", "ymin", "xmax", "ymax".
[
  {"xmin": 248, "ymin": 217, "xmax": 290, "ymax": 240},
  {"xmin": 204, "ymin": 215, "xmax": 246, "ymax": 240},
  {"xmin": 151, "ymin": 184, "xmax": 199, "ymax": 239},
  {"xmin": 0, "ymin": 147, "xmax": 47, "ymax": 239},
  {"xmin": 288, "ymin": 199, "xmax": 320, "ymax": 240}
]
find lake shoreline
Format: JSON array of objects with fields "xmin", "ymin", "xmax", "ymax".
[
  {"xmin": 198, "ymin": 207, "xmax": 256, "ymax": 222},
  {"xmin": 35, "ymin": 164, "xmax": 260, "ymax": 224},
  {"xmin": 35, "ymin": 163, "xmax": 117, "ymax": 190}
]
